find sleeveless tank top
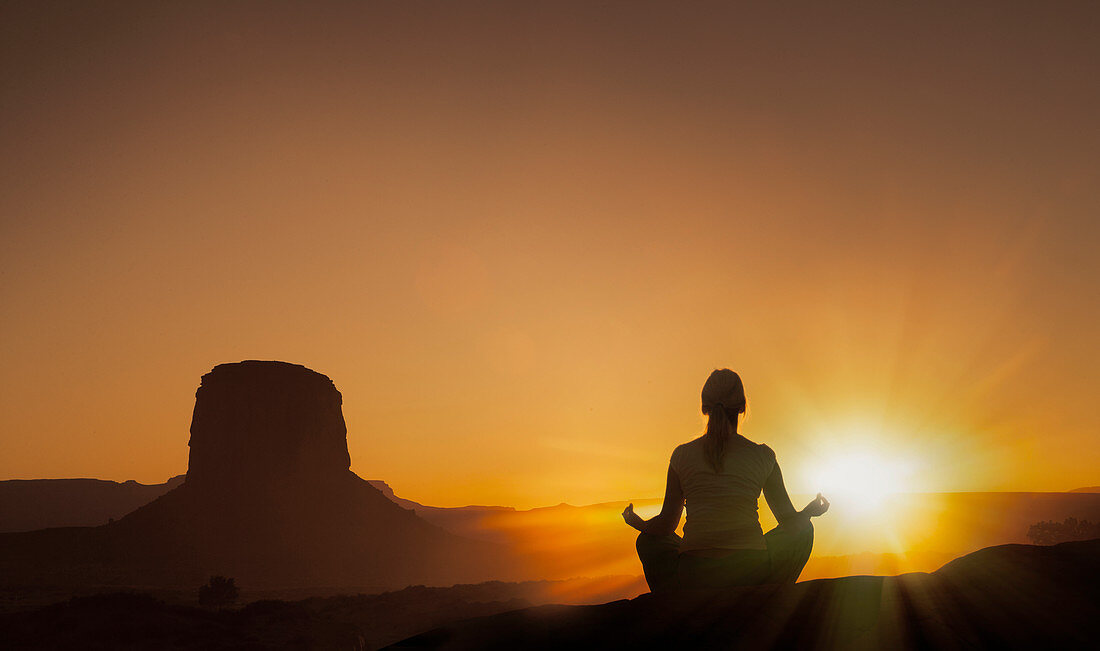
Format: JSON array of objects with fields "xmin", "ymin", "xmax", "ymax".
[{"xmin": 670, "ymin": 435, "xmax": 776, "ymax": 552}]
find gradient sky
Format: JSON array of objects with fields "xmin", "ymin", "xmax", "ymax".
[{"xmin": 2, "ymin": 1, "xmax": 1097, "ymax": 508}]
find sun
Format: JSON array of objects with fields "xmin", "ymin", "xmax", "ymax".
[{"xmin": 808, "ymin": 450, "xmax": 915, "ymax": 517}]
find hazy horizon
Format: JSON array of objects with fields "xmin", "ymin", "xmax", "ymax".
[{"xmin": 3, "ymin": 456, "xmax": 1097, "ymax": 512}]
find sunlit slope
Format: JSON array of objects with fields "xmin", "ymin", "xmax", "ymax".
[{"xmin": 380, "ymin": 487, "xmax": 1100, "ymax": 581}]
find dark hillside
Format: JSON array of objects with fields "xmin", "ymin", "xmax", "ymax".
[{"xmin": 392, "ymin": 538, "xmax": 1100, "ymax": 650}]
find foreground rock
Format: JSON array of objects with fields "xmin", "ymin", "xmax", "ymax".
[
  {"xmin": 0, "ymin": 361, "xmax": 515, "ymax": 589},
  {"xmin": 0, "ymin": 577, "xmax": 639, "ymax": 650},
  {"xmin": 391, "ymin": 538, "xmax": 1100, "ymax": 650},
  {"xmin": 0, "ymin": 540, "xmax": 1093, "ymax": 650}
]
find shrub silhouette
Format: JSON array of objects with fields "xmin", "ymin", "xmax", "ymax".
[
  {"xmin": 198, "ymin": 575, "xmax": 239, "ymax": 607},
  {"xmin": 1027, "ymin": 517, "xmax": 1100, "ymax": 545}
]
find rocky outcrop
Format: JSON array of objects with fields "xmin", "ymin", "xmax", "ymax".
[
  {"xmin": 186, "ymin": 361, "xmax": 351, "ymax": 491},
  {"xmin": 0, "ymin": 361, "xmax": 516, "ymax": 589}
]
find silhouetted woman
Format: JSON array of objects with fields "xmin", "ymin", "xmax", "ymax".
[{"xmin": 622, "ymin": 369, "xmax": 829, "ymax": 591}]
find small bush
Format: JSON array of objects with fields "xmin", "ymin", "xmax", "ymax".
[
  {"xmin": 1027, "ymin": 517, "xmax": 1100, "ymax": 545},
  {"xmin": 199, "ymin": 575, "xmax": 240, "ymax": 607}
]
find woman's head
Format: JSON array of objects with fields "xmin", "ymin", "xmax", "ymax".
[
  {"xmin": 701, "ymin": 368, "xmax": 746, "ymax": 417},
  {"xmin": 701, "ymin": 369, "xmax": 747, "ymax": 472}
]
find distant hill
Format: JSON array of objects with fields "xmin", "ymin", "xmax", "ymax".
[
  {"xmin": 1069, "ymin": 486, "xmax": 1100, "ymax": 493},
  {"xmin": 0, "ymin": 476, "xmax": 184, "ymax": 533},
  {"xmin": 393, "ymin": 538, "xmax": 1100, "ymax": 649},
  {"xmin": 367, "ymin": 480, "xmax": 515, "ymax": 514}
]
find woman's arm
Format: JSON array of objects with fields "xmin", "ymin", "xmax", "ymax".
[
  {"xmin": 763, "ymin": 462, "xmax": 829, "ymax": 527},
  {"xmin": 622, "ymin": 465, "xmax": 684, "ymax": 536}
]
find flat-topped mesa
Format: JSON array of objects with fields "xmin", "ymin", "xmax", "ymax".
[{"xmin": 186, "ymin": 361, "xmax": 351, "ymax": 491}]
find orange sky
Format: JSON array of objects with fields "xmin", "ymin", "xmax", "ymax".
[{"xmin": 1, "ymin": 2, "xmax": 1097, "ymax": 509}]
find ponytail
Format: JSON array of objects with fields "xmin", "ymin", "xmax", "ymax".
[
  {"xmin": 702, "ymin": 405, "xmax": 729, "ymax": 472},
  {"xmin": 702, "ymin": 402, "xmax": 745, "ymax": 472},
  {"xmin": 700, "ymin": 368, "xmax": 748, "ymax": 472}
]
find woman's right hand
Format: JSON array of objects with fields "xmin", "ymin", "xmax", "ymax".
[
  {"xmin": 802, "ymin": 493, "xmax": 830, "ymax": 517},
  {"xmin": 622, "ymin": 503, "xmax": 643, "ymax": 529}
]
